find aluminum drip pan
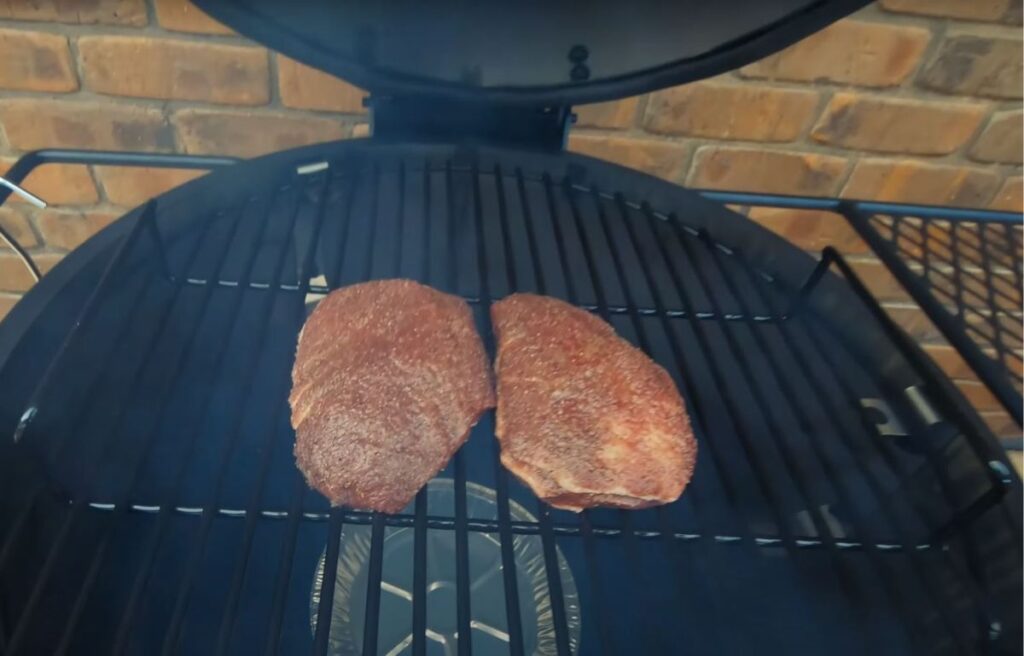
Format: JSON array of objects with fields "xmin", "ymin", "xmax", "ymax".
[{"xmin": 311, "ymin": 480, "xmax": 582, "ymax": 655}]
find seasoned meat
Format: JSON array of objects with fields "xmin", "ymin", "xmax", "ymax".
[
  {"xmin": 290, "ymin": 279, "xmax": 494, "ymax": 513},
  {"xmin": 492, "ymin": 293, "xmax": 696, "ymax": 512}
]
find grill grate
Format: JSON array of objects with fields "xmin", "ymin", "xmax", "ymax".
[
  {"xmin": 0, "ymin": 148, "xmax": 1017, "ymax": 655},
  {"xmin": 845, "ymin": 209, "xmax": 1023, "ymax": 429}
]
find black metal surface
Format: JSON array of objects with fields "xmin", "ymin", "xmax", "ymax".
[
  {"xmin": 843, "ymin": 208, "xmax": 1023, "ymax": 428},
  {"xmin": 0, "ymin": 141, "xmax": 1019, "ymax": 655},
  {"xmin": 195, "ymin": 0, "xmax": 869, "ymax": 107}
]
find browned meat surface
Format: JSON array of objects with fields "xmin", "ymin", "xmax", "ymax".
[
  {"xmin": 290, "ymin": 279, "xmax": 494, "ymax": 513},
  {"xmin": 492, "ymin": 293, "xmax": 696, "ymax": 511}
]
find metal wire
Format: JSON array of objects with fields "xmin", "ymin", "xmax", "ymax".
[{"xmin": 0, "ymin": 155, "xmax": 1011, "ymax": 654}]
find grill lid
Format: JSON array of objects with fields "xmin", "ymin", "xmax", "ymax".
[{"xmin": 194, "ymin": 0, "xmax": 868, "ymax": 105}]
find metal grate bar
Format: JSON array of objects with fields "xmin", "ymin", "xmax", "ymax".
[
  {"xmin": 411, "ymin": 162, "xmax": 432, "ymax": 656},
  {"xmin": 849, "ymin": 209, "xmax": 1022, "ymax": 425},
  {"xmin": 263, "ymin": 474, "xmax": 308, "ymax": 656},
  {"xmin": 790, "ymin": 256, "xmax": 993, "ymax": 651},
  {"xmin": 109, "ymin": 186, "xmax": 296, "ymax": 650},
  {"xmin": 716, "ymin": 242, "xmax": 958, "ymax": 651},
  {"xmin": 314, "ymin": 509, "xmax": 345, "ymax": 655},
  {"xmin": 562, "ymin": 180, "xmax": 729, "ymax": 652},
  {"xmin": 515, "ymin": 171, "xmax": 580, "ymax": 656},
  {"xmin": 187, "ymin": 170, "xmax": 335, "ymax": 656},
  {"xmin": 475, "ymin": 163, "xmax": 525, "ymax": 656},
  {"xmin": 358, "ymin": 164, "xmax": 389, "ymax": 656},
  {"xmin": 440, "ymin": 161, "xmax": 474, "ymax": 656},
  {"xmin": 49, "ymin": 216, "xmax": 217, "ymax": 655},
  {"xmin": 673, "ymin": 219, "xmax": 881, "ymax": 645},
  {"xmin": 2, "ymin": 204, "xmax": 220, "ymax": 655}
]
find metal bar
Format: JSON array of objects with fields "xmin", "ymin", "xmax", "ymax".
[
  {"xmin": 563, "ymin": 179, "xmax": 725, "ymax": 653},
  {"xmin": 715, "ymin": 240, "xmax": 951, "ymax": 652},
  {"xmin": 844, "ymin": 206, "xmax": 1022, "ymax": 425},
  {"xmin": 945, "ymin": 221, "xmax": 969, "ymax": 321},
  {"xmin": 475, "ymin": 163, "xmax": 524, "ymax": 656},
  {"xmin": 410, "ymin": 162, "xmax": 432, "ymax": 656},
  {"xmin": 685, "ymin": 223, "xmax": 872, "ymax": 641},
  {"xmin": 411, "ymin": 490, "xmax": 428, "ymax": 656},
  {"xmin": 70, "ymin": 502, "xmax": 940, "ymax": 548},
  {"xmin": 263, "ymin": 476, "xmax": 308, "ymax": 656},
  {"xmin": 44, "ymin": 217, "xmax": 215, "ymax": 655},
  {"xmin": 0, "ymin": 202, "xmax": 172, "ymax": 653},
  {"xmin": 693, "ymin": 190, "xmax": 1024, "ymax": 224},
  {"xmin": 362, "ymin": 513, "xmax": 386, "ymax": 656},
  {"xmin": 173, "ymin": 278, "xmax": 764, "ymax": 321},
  {"xmin": 1003, "ymin": 223, "xmax": 1023, "ymax": 295},
  {"xmin": 512, "ymin": 165, "xmax": 615, "ymax": 654},
  {"xmin": 820, "ymin": 249, "xmax": 1009, "ymax": 539},
  {"xmin": 330, "ymin": 163, "xmax": 362, "ymax": 287},
  {"xmin": 109, "ymin": 192, "xmax": 281, "ymax": 655},
  {"xmin": 975, "ymin": 224, "xmax": 1014, "ymax": 378},
  {"xmin": 630, "ymin": 204, "xmax": 859, "ymax": 650},
  {"xmin": 443, "ymin": 161, "xmax": 473, "ymax": 656},
  {"xmin": 748, "ymin": 253, "xmax": 984, "ymax": 652},
  {"xmin": 214, "ymin": 169, "xmax": 338, "ymax": 655},
  {"xmin": 160, "ymin": 166, "xmax": 327, "ymax": 655},
  {"xmin": 357, "ymin": 164, "xmax": 387, "ymax": 656},
  {"xmin": 314, "ymin": 509, "xmax": 345, "ymax": 655},
  {"xmin": 0, "ymin": 217, "xmax": 40, "ymax": 281},
  {"xmin": 13, "ymin": 199, "xmax": 155, "ymax": 445}
]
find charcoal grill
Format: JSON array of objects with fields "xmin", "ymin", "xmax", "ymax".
[{"xmin": 0, "ymin": 2, "xmax": 1021, "ymax": 655}]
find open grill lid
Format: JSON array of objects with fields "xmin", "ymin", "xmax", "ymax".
[{"xmin": 195, "ymin": 0, "xmax": 869, "ymax": 106}]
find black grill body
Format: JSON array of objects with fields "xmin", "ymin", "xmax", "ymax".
[{"xmin": 0, "ymin": 142, "xmax": 1019, "ymax": 655}]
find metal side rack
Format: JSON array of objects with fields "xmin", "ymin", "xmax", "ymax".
[{"xmin": 0, "ymin": 146, "xmax": 1020, "ymax": 655}]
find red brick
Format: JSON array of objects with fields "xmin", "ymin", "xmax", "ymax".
[
  {"xmin": 568, "ymin": 134, "xmax": 688, "ymax": 182},
  {"xmin": 172, "ymin": 109, "xmax": 347, "ymax": 158},
  {"xmin": 575, "ymin": 98, "xmax": 639, "ymax": 129},
  {"xmin": 0, "ymin": 159, "xmax": 99, "ymax": 206},
  {"xmin": 643, "ymin": 82, "xmax": 818, "ymax": 141},
  {"xmin": 740, "ymin": 20, "xmax": 930, "ymax": 88},
  {"xmin": 981, "ymin": 411, "xmax": 1021, "ymax": 437},
  {"xmin": 918, "ymin": 34, "xmax": 1023, "ymax": 100},
  {"xmin": 0, "ymin": 0, "xmax": 146, "ymax": 25},
  {"xmin": 687, "ymin": 147, "xmax": 847, "ymax": 196},
  {"xmin": 746, "ymin": 207, "xmax": 867, "ymax": 254},
  {"xmin": 969, "ymin": 111, "xmax": 1023, "ymax": 164},
  {"xmin": 95, "ymin": 166, "xmax": 205, "ymax": 206},
  {"xmin": 277, "ymin": 56, "xmax": 366, "ymax": 113},
  {"xmin": 847, "ymin": 258, "xmax": 913, "ymax": 303},
  {"xmin": 0, "ymin": 207, "xmax": 38, "ymax": 250},
  {"xmin": 0, "ymin": 293, "xmax": 18, "ymax": 321},
  {"xmin": 79, "ymin": 36, "xmax": 268, "ymax": 105},
  {"xmin": 879, "ymin": 0, "xmax": 1012, "ymax": 21},
  {"xmin": 351, "ymin": 123, "xmax": 371, "ymax": 139},
  {"xmin": 0, "ymin": 99, "xmax": 172, "ymax": 152},
  {"xmin": 37, "ymin": 209, "xmax": 119, "ymax": 251},
  {"xmin": 811, "ymin": 93, "xmax": 987, "ymax": 155},
  {"xmin": 885, "ymin": 306, "xmax": 943, "ymax": 343},
  {"xmin": 0, "ymin": 252, "xmax": 62, "ymax": 292},
  {"xmin": 989, "ymin": 177, "xmax": 1023, "ymax": 211},
  {"xmin": 841, "ymin": 159, "xmax": 1001, "ymax": 207},
  {"xmin": 0, "ymin": 28, "xmax": 76, "ymax": 92},
  {"xmin": 923, "ymin": 343, "xmax": 976, "ymax": 380},
  {"xmin": 153, "ymin": 0, "xmax": 232, "ymax": 34},
  {"xmin": 956, "ymin": 380, "xmax": 1003, "ymax": 411},
  {"xmin": 1009, "ymin": 451, "xmax": 1023, "ymax": 478}
]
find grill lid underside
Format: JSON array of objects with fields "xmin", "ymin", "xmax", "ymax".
[{"xmin": 194, "ymin": 0, "xmax": 869, "ymax": 106}]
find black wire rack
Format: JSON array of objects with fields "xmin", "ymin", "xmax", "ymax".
[
  {"xmin": 0, "ymin": 147, "xmax": 1020, "ymax": 655},
  {"xmin": 841, "ymin": 208, "xmax": 1022, "ymax": 429}
]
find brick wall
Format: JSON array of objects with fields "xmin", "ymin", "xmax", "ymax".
[{"xmin": 0, "ymin": 0, "xmax": 1020, "ymax": 444}]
